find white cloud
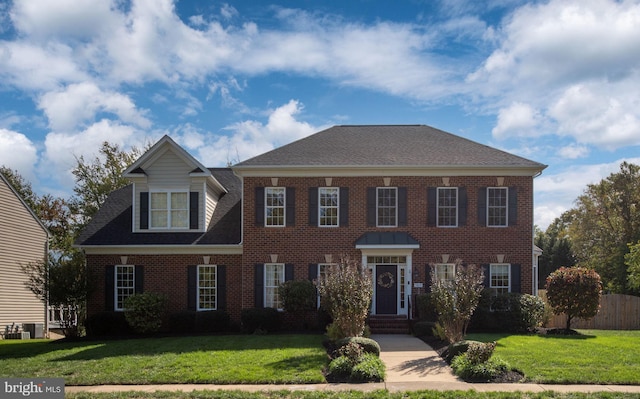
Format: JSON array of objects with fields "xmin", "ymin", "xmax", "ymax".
[
  {"xmin": 492, "ymin": 102, "xmax": 542, "ymax": 139},
  {"xmin": 0, "ymin": 129, "xmax": 38, "ymax": 182},
  {"xmin": 557, "ymin": 143, "xmax": 589, "ymax": 159}
]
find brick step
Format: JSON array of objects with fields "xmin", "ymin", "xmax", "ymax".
[{"xmin": 368, "ymin": 316, "xmax": 411, "ymax": 334}]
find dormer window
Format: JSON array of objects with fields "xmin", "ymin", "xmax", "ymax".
[{"xmin": 150, "ymin": 191, "xmax": 189, "ymax": 229}]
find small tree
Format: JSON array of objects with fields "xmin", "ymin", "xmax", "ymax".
[
  {"xmin": 430, "ymin": 261, "xmax": 484, "ymax": 343},
  {"xmin": 626, "ymin": 241, "xmax": 640, "ymax": 291},
  {"xmin": 545, "ymin": 266, "xmax": 602, "ymax": 331},
  {"xmin": 316, "ymin": 256, "xmax": 372, "ymax": 339}
]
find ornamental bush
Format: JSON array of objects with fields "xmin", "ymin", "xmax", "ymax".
[
  {"xmin": 451, "ymin": 353, "xmax": 510, "ymax": 381},
  {"xmin": 123, "ymin": 292, "xmax": 167, "ymax": 334},
  {"xmin": 240, "ymin": 307, "xmax": 282, "ymax": 333},
  {"xmin": 545, "ymin": 266, "xmax": 602, "ymax": 331},
  {"xmin": 336, "ymin": 337, "xmax": 381, "ymax": 356}
]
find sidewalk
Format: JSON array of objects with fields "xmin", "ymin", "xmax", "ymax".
[{"xmin": 65, "ymin": 334, "xmax": 640, "ymax": 394}]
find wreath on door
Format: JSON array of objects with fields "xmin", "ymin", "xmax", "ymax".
[{"xmin": 377, "ymin": 272, "xmax": 395, "ymax": 288}]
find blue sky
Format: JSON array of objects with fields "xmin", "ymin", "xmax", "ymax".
[{"xmin": 1, "ymin": 0, "xmax": 640, "ymax": 229}]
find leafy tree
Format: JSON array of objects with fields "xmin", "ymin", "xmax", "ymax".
[
  {"xmin": 567, "ymin": 162, "xmax": 640, "ymax": 294},
  {"xmin": 430, "ymin": 261, "xmax": 484, "ymax": 343},
  {"xmin": 535, "ymin": 215, "xmax": 577, "ymax": 286},
  {"xmin": 545, "ymin": 267, "xmax": 602, "ymax": 331},
  {"xmin": 626, "ymin": 241, "xmax": 640, "ymax": 290},
  {"xmin": 316, "ymin": 256, "xmax": 373, "ymax": 339}
]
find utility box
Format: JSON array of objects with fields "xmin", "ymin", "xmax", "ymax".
[{"xmin": 23, "ymin": 323, "xmax": 44, "ymax": 339}]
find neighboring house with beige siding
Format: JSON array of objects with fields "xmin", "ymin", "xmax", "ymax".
[{"xmin": 0, "ymin": 173, "xmax": 49, "ymax": 333}]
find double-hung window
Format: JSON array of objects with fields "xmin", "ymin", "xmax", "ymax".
[
  {"xmin": 319, "ymin": 187, "xmax": 339, "ymax": 227},
  {"xmin": 490, "ymin": 263, "xmax": 510, "ymax": 295},
  {"xmin": 198, "ymin": 265, "xmax": 217, "ymax": 311},
  {"xmin": 437, "ymin": 187, "xmax": 458, "ymax": 227},
  {"xmin": 264, "ymin": 263, "xmax": 285, "ymax": 309},
  {"xmin": 487, "ymin": 187, "xmax": 508, "ymax": 227},
  {"xmin": 377, "ymin": 187, "xmax": 397, "ymax": 227},
  {"xmin": 435, "ymin": 263, "xmax": 456, "ymax": 282},
  {"xmin": 150, "ymin": 191, "xmax": 188, "ymax": 229},
  {"xmin": 115, "ymin": 265, "xmax": 135, "ymax": 311},
  {"xmin": 265, "ymin": 187, "xmax": 285, "ymax": 227}
]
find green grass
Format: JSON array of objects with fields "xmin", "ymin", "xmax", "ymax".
[
  {"xmin": 0, "ymin": 334, "xmax": 326, "ymax": 385},
  {"xmin": 65, "ymin": 390, "xmax": 640, "ymax": 399},
  {"xmin": 466, "ymin": 330, "xmax": 640, "ymax": 384}
]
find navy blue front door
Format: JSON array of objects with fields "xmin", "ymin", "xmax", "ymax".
[{"xmin": 375, "ymin": 265, "xmax": 397, "ymax": 314}]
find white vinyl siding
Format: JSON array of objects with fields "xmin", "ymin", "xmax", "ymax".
[
  {"xmin": 319, "ymin": 187, "xmax": 339, "ymax": 227},
  {"xmin": 198, "ymin": 265, "xmax": 217, "ymax": 311},
  {"xmin": 264, "ymin": 263, "xmax": 285, "ymax": 309},
  {"xmin": 377, "ymin": 187, "xmax": 397, "ymax": 227}
]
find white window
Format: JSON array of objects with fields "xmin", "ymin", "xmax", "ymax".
[
  {"xmin": 150, "ymin": 191, "xmax": 189, "ymax": 229},
  {"xmin": 487, "ymin": 187, "xmax": 508, "ymax": 227},
  {"xmin": 198, "ymin": 265, "xmax": 217, "ymax": 311},
  {"xmin": 265, "ymin": 187, "xmax": 285, "ymax": 227},
  {"xmin": 435, "ymin": 263, "xmax": 456, "ymax": 282},
  {"xmin": 437, "ymin": 187, "xmax": 458, "ymax": 227},
  {"xmin": 264, "ymin": 263, "xmax": 285, "ymax": 309},
  {"xmin": 490, "ymin": 263, "xmax": 510, "ymax": 295},
  {"xmin": 319, "ymin": 187, "xmax": 339, "ymax": 227},
  {"xmin": 377, "ymin": 187, "xmax": 397, "ymax": 227},
  {"xmin": 115, "ymin": 265, "xmax": 135, "ymax": 311}
]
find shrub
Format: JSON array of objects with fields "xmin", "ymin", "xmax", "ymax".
[
  {"xmin": 415, "ymin": 293, "xmax": 438, "ymax": 321},
  {"xmin": 350, "ymin": 353, "xmax": 386, "ymax": 382},
  {"xmin": 240, "ymin": 307, "xmax": 282, "ymax": 333},
  {"xmin": 451, "ymin": 353, "xmax": 510, "ymax": 381},
  {"xmin": 412, "ymin": 321, "xmax": 436, "ymax": 337},
  {"xmin": 465, "ymin": 341, "xmax": 496, "ymax": 365},
  {"xmin": 338, "ymin": 341, "xmax": 364, "ymax": 363},
  {"xmin": 546, "ymin": 267, "xmax": 602, "ymax": 330},
  {"xmin": 327, "ymin": 356, "xmax": 352, "ymax": 380},
  {"xmin": 518, "ymin": 294, "xmax": 545, "ymax": 331},
  {"xmin": 445, "ymin": 340, "xmax": 477, "ymax": 363},
  {"xmin": 85, "ymin": 311, "xmax": 130, "ymax": 337},
  {"xmin": 279, "ymin": 280, "xmax": 317, "ymax": 313},
  {"xmin": 168, "ymin": 311, "xmax": 197, "ymax": 333},
  {"xmin": 471, "ymin": 292, "xmax": 546, "ymax": 333},
  {"xmin": 124, "ymin": 292, "xmax": 167, "ymax": 334},
  {"xmin": 196, "ymin": 310, "xmax": 231, "ymax": 333},
  {"xmin": 336, "ymin": 337, "xmax": 381, "ymax": 356},
  {"xmin": 316, "ymin": 257, "xmax": 372, "ymax": 339}
]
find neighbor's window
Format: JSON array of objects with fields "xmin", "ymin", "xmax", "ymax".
[
  {"xmin": 319, "ymin": 187, "xmax": 339, "ymax": 227},
  {"xmin": 490, "ymin": 263, "xmax": 510, "ymax": 295},
  {"xmin": 437, "ymin": 187, "xmax": 458, "ymax": 227},
  {"xmin": 150, "ymin": 191, "xmax": 188, "ymax": 229},
  {"xmin": 198, "ymin": 265, "xmax": 217, "ymax": 311},
  {"xmin": 435, "ymin": 263, "xmax": 456, "ymax": 282},
  {"xmin": 264, "ymin": 263, "xmax": 285, "ymax": 309},
  {"xmin": 377, "ymin": 187, "xmax": 397, "ymax": 227},
  {"xmin": 487, "ymin": 187, "xmax": 508, "ymax": 227},
  {"xmin": 265, "ymin": 187, "xmax": 285, "ymax": 227},
  {"xmin": 115, "ymin": 265, "xmax": 135, "ymax": 311}
]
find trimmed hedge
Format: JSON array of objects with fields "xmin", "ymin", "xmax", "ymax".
[
  {"xmin": 85, "ymin": 311, "xmax": 131, "ymax": 337},
  {"xmin": 471, "ymin": 291, "xmax": 545, "ymax": 333},
  {"xmin": 335, "ymin": 337, "xmax": 381, "ymax": 357},
  {"xmin": 168, "ymin": 310, "xmax": 231, "ymax": 334},
  {"xmin": 241, "ymin": 307, "xmax": 282, "ymax": 333}
]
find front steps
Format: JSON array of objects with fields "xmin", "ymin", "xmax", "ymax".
[{"xmin": 368, "ymin": 315, "xmax": 411, "ymax": 334}]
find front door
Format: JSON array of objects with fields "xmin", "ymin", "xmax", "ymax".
[{"xmin": 375, "ymin": 265, "xmax": 397, "ymax": 314}]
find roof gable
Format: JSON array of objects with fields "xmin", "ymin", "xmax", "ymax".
[
  {"xmin": 124, "ymin": 135, "xmax": 211, "ymax": 178},
  {"xmin": 0, "ymin": 174, "xmax": 49, "ymax": 236}
]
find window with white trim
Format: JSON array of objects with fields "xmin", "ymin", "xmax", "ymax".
[
  {"xmin": 316, "ymin": 263, "xmax": 331, "ymax": 307},
  {"xmin": 377, "ymin": 187, "xmax": 397, "ymax": 227},
  {"xmin": 490, "ymin": 263, "xmax": 510, "ymax": 295},
  {"xmin": 198, "ymin": 265, "xmax": 217, "ymax": 311},
  {"xmin": 437, "ymin": 187, "xmax": 458, "ymax": 227},
  {"xmin": 487, "ymin": 187, "xmax": 508, "ymax": 227},
  {"xmin": 435, "ymin": 263, "xmax": 456, "ymax": 282},
  {"xmin": 265, "ymin": 187, "xmax": 285, "ymax": 227},
  {"xmin": 264, "ymin": 263, "xmax": 285, "ymax": 309},
  {"xmin": 150, "ymin": 191, "xmax": 189, "ymax": 229},
  {"xmin": 115, "ymin": 265, "xmax": 135, "ymax": 311},
  {"xmin": 319, "ymin": 187, "xmax": 339, "ymax": 227}
]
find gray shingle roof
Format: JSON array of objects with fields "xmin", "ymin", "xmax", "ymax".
[{"xmin": 234, "ymin": 125, "xmax": 545, "ymax": 169}]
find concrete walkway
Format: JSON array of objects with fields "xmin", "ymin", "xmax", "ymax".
[{"xmin": 65, "ymin": 334, "xmax": 640, "ymax": 395}]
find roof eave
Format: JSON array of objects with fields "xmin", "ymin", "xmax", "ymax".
[{"xmin": 79, "ymin": 244, "xmax": 243, "ymax": 255}]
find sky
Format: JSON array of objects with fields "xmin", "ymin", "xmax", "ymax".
[{"xmin": 1, "ymin": 0, "xmax": 639, "ymax": 230}]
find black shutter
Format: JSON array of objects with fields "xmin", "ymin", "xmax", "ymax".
[
  {"xmin": 190, "ymin": 192, "xmax": 199, "ymax": 229},
  {"xmin": 254, "ymin": 264, "xmax": 264, "ymax": 308},
  {"xmin": 477, "ymin": 188, "xmax": 487, "ymax": 227},
  {"xmin": 459, "ymin": 187, "xmax": 467, "ymax": 226},
  {"xmin": 511, "ymin": 264, "xmax": 521, "ymax": 293},
  {"xmin": 425, "ymin": 264, "xmax": 432, "ymax": 292},
  {"xmin": 285, "ymin": 264, "xmax": 294, "ymax": 281},
  {"xmin": 367, "ymin": 187, "xmax": 376, "ymax": 226},
  {"xmin": 339, "ymin": 187, "xmax": 349, "ymax": 226},
  {"xmin": 398, "ymin": 187, "xmax": 407, "ymax": 226},
  {"xmin": 187, "ymin": 265, "xmax": 197, "ymax": 311},
  {"xmin": 427, "ymin": 187, "xmax": 436, "ymax": 226},
  {"xmin": 308, "ymin": 264, "xmax": 318, "ymax": 281},
  {"xmin": 255, "ymin": 187, "xmax": 265, "ymax": 226},
  {"xmin": 105, "ymin": 266, "xmax": 115, "ymax": 311},
  {"xmin": 481, "ymin": 264, "xmax": 490, "ymax": 288},
  {"xmin": 217, "ymin": 265, "xmax": 227, "ymax": 310},
  {"xmin": 308, "ymin": 187, "xmax": 318, "ymax": 226},
  {"xmin": 508, "ymin": 187, "xmax": 518, "ymax": 226},
  {"xmin": 140, "ymin": 192, "xmax": 149, "ymax": 230},
  {"xmin": 286, "ymin": 187, "xmax": 295, "ymax": 226},
  {"xmin": 134, "ymin": 266, "xmax": 144, "ymax": 294}
]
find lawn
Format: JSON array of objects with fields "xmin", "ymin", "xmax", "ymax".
[
  {"xmin": 0, "ymin": 334, "xmax": 326, "ymax": 385},
  {"xmin": 466, "ymin": 330, "xmax": 640, "ymax": 384}
]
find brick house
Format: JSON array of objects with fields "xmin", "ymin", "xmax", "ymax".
[{"xmin": 77, "ymin": 125, "xmax": 546, "ymax": 328}]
